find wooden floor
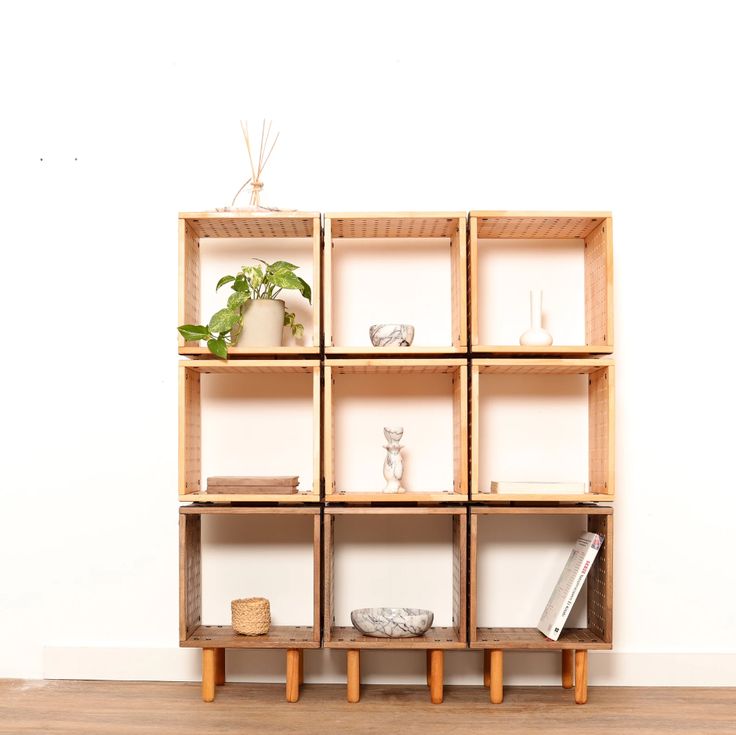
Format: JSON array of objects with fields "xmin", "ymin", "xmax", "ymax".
[{"xmin": 1, "ymin": 680, "xmax": 734, "ymax": 735}]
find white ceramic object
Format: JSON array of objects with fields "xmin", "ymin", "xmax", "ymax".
[
  {"xmin": 369, "ymin": 324, "xmax": 415, "ymax": 347},
  {"xmin": 382, "ymin": 426, "xmax": 405, "ymax": 493},
  {"xmin": 350, "ymin": 607, "xmax": 434, "ymax": 638},
  {"xmin": 519, "ymin": 290, "xmax": 553, "ymax": 346},
  {"xmin": 237, "ymin": 299, "xmax": 285, "ymax": 347}
]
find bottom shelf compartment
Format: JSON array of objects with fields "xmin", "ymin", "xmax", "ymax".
[
  {"xmin": 471, "ymin": 627, "xmax": 609, "ymax": 650},
  {"xmin": 325, "ymin": 626, "xmax": 465, "ymax": 649},
  {"xmin": 181, "ymin": 625, "xmax": 320, "ymax": 649}
]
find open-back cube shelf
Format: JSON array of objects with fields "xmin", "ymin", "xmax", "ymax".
[
  {"xmin": 179, "ymin": 360, "xmax": 321, "ymax": 503},
  {"xmin": 323, "ymin": 507, "xmax": 467, "ymax": 649},
  {"xmin": 470, "ymin": 212, "xmax": 613, "ymax": 356},
  {"xmin": 471, "ymin": 359, "xmax": 614, "ymax": 502},
  {"xmin": 324, "ymin": 359, "xmax": 468, "ymax": 503},
  {"xmin": 324, "ymin": 213, "xmax": 467, "ymax": 355},
  {"xmin": 179, "ymin": 211, "xmax": 321, "ymax": 357},
  {"xmin": 469, "ymin": 506, "xmax": 613, "ymax": 651},
  {"xmin": 179, "ymin": 506, "xmax": 321, "ymax": 649}
]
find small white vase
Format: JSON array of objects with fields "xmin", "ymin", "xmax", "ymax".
[
  {"xmin": 382, "ymin": 426, "xmax": 406, "ymax": 493},
  {"xmin": 519, "ymin": 290, "xmax": 553, "ymax": 346},
  {"xmin": 237, "ymin": 299, "xmax": 285, "ymax": 347}
]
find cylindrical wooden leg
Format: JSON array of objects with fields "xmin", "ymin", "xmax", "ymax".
[
  {"xmin": 562, "ymin": 649, "xmax": 574, "ymax": 689},
  {"xmin": 429, "ymin": 650, "xmax": 444, "ymax": 704},
  {"xmin": 286, "ymin": 649, "xmax": 300, "ymax": 703},
  {"xmin": 215, "ymin": 648, "xmax": 226, "ymax": 686},
  {"xmin": 574, "ymin": 650, "xmax": 588, "ymax": 705},
  {"xmin": 299, "ymin": 649, "xmax": 304, "ymax": 685},
  {"xmin": 483, "ymin": 650, "xmax": 491, "ymax": 687},
  {"xmin": 202, "ymin": 648, "xmax": 216, "ymax": 703},
  {"xmin": 347, "ymin": 649, "xmax": 360, "ymax": 703},
  {"xmin": 490, "ymin": 650, "xmax": 503, "ymax": 704},
  {"xmin": 426, "ymin": 650, "xmax": 431, "ymax": 686}
]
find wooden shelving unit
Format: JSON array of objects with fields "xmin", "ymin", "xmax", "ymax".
[
  {"xmin": 324, "ymin": 359, "xmax": 468, "ymax": 503},
  {"xmin": 177, "ymin": 209, "xmax": 614, "ymax": 707},
  {"xmin": 469, "ymin": 212, "xmax": 613, "ymax": 356},
  {"xmin": 324, "ymin": 213, "xmax": 467, "ymax": 356},
  {"xmin": 470, "ymin": 359, "xmax": 615, "ymax": 502},
  {"xmin": 179, "ymin": 360, "xmax": 321, "ymax": 504},
  {"xmin": 323, "ymin": 507, "xmax": 467, "ymax": 703},
  {"xmin": 178, "ymin": 211, "xmax": 321, "ymax": 358},
  {"xmin": 469, "ymin": 506, "xmax": 613, "ymax": 704}
]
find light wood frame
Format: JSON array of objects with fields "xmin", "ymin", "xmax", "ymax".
[
  {"xmin": 323, "ymin": 507, "xmax": 467, "ymax": 649},
  {"xmin": 469, "ymin": 211, "xmax": 613, "ymax": 356},
  {"xmin": 469, "ymin": 506, "xmax": 613, "ymax": 651},
  {"xmin": 471, "ymin": 359, "xmax": 615, "ymax": 502},
  {"xmin": 323, "ymin": 213, "xmax": 467, "ymax": 355},
  {"xmin": 178, "ymin": 211, "xmax": 322, "ymax": 357},
  {"xmin": 178, "ymin": 360, "xmax": 321, "ymax": 503},
  {"xmin": 179, "ymin": 505, "xmax": 322, "ymax": 649},
  {"xmin": 324, "ymin": 359, "xmax": 468, "ymax": 503}
]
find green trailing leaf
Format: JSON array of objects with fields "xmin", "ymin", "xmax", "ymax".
[
  {"xmin": 250, "ymin": 266, "xmax": 264, "ymax": 290},
  {"xmin": 269, "ymin": 269, "xmax": 302, "ymax": 290},
  {"xmin": 283, "ymin": 310, "xmax": 304, "ymax": 338},
  {"xmin": 178, "ymin": 324, "xmax": 210, "ymax": 341},
  {"xmin": 232, "ymin": 276, "xmax": 249, "ymax": 293},
  {"xmin": 227, "ymin": 291, "xmax": 249, "ymax": 309},
  {"xmin": 296, "ymin": 276, "xmax": 312, "ymax": 304},
  {"xmin": 216, "ymin": 275, "xmax": 236, "ymax": 291},
  {"xmin": 207, "ymin": 337, "xmax": 228, "ymax": 359},
  {"xmin": 208, "ymin": 308, "xmax": 241, "ymax": 333},
  {"xmin": 269, "ymin": 260, "xmax": 299, "ymax": 272}
]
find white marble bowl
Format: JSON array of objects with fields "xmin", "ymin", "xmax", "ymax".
[
  {"xmin": 369, "ymin": 324, "xmax": 415, "ymax": 347},
  {"xmin": 350, "ymin": 607, "xmax": 434, "ymax": 638}
]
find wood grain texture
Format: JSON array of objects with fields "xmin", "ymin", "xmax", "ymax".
[
  {"xmin": 325, "ymin": 627, "xmax": 465, "ymax": 650},
  {"xmin": 181, "ymin": 625, "xmax": 320, "ymax": 649},
  {"xmin": 346, "ymin": 650, "xmax": 360, "ymax": 703},
  {"xmin": 429, "ymin": 650, "xmax": 444, "ymax": 704},
  {"xmin": 4, "ymin": 681, "xmax": 735, "ymax": 734},
  {"xmin": 452, "ymin": 514, "xmax": 467, "ymax": 643},
  {"xmin": 562, "ymin": 650, "xmax": 574, "ymax": 689},
  {"xmin": 179, "ymin": 514, "xmax": 201, "ymax": 642},
  {"xmin": 575, "ymin": 650, "xmax": 588, "ymax": 705},
  {"xmin": 286, "ymin": 649, "xmax": 300, "ymax": 703},
  {"xmin": 490, "ymin": 650, "xmax": 503, "ymax": 704},
  {"xmin": 201, "ymin": 649, "xmax": 215, "ymax": 703}
]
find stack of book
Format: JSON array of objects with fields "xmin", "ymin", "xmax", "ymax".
[{"xmin": 206, "ymin": 476, "xmax": 299, "ymax": 495}]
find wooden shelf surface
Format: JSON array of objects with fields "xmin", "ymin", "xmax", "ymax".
[
  {"xmin": 326, "ymin": 358, "xmax": 465, "ymax": 373},
  {"xmin": 473, "ymin": 493, "xmax": 614, "ymax": 503},
  {"xmin": 180, "ymin": 359, "xmax": 317, "ymax": 373},
  {"xmin": 471, "ymin": 627, "xmax": 610, "ymax": 651},
  {"xmin": 181, "ymin": 625, "xmax": 320, "ymax": 649},
  {"xmin": 473, "ymin": 358, "xmax": 613, "ymax": 374},
  {"xmin": 180, "ymin": 346, "xmax": 320, "ymax": 358},
  {"xmin": 470, "ymin": 211, "xmax": 610, "ymax": 240},
  {"xmin": 471, "ymin": 505, "xmax": 612, "ymax": 516},
  {"xmin": 325, "ymin": 346, "xmax": 465, "ymax": 356},
  {"xmin": 180, "ymin": 505, "xmax": 320, "ymax": 515},
  {"xmin": 325, "ymin": 492, "xmax": 467, "ymax": 504},
  {"xmin": 180, "ymin": 211, "xmax": 319, "ymax": 239},
  {"xmin": 472, "ymin": 345, "xmax": 613, "ymax": 356},
  {"xmin": 327, "ymin": 212, "xmax": 464, "ymax": 239},
  {"xmin": 326, "ymin": 626, "xmax": 465, "ymax": 649},
  {"xmin": 179, "ymin": 493, "xmax": 321, "ymax": 505}
]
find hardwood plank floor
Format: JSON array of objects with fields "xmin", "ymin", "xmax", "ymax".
[{"xmin": 1, "ymin": 680, "xmax": 734, "ymax": 735}]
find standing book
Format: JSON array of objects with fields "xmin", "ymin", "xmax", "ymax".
[{"xmin": 537, "ymin": 532, "xmax": 603, "ymax": 640}]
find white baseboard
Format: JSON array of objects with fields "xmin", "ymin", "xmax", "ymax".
[{"xmin": 42, "ymin": 647, "xmax": 736, "ymax": 686}]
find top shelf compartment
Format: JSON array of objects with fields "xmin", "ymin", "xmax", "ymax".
[
  {"xmin": 179, "ymin": 211, "xmax": 321, "ymax": 358},
  {"xmin": 469, "ymin": 211, "xmax": 613, "ymax": 356},
  {"xmin": 324, "ymin": 212, "xmax": 467, "ymax": 356}
]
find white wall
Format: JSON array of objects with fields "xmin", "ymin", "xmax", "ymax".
[{"xmin": 2, "ymin": 0, "xmax": 736, "ymax": 685}]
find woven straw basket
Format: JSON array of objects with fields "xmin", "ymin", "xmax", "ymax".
[{"xmin": 231, "ymin": 597, "xmax": 270, "ymax": 636}]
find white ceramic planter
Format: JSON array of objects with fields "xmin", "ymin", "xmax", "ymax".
[{"xmin": 238, "ymin": 299, "xmax": 285, "ymax": 347}]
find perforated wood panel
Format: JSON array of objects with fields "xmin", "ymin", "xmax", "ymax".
[
  {"xmin": 183, "ymin": 360, "xmax": 314, "ymax": 374},
  {"xmin": 180, "ymin": 367, "xmax": 201, "ymax": 494},
  {"xmin": 452, "ymin": 514, "xmax": 467, "ymax": 641},
  {"xmin": 452, "ymin": 366, "xmax": 468, "ymax": 494},
  {"xmin": 184, "ymin": 213, "xmax": 317, "ymax": 239},
  {"xmin": 327, "ymin": 359, "xmax": 465, "ymax": 374},
  {"xmin": 474, "ymin": 213, "xmax": 608, "ymax": 239},
  {"xmin": 589, "ymin": 366, "xmax": 613, "ymax": 493},
  {"xmin": 473, "ymin": 627, "xmax": 608, "ymax": 650},
  {"xmin": 181, "ymin": 625, "xmax": 319, "ymax": 649},
  {"xmin": 587, "ymin": 514, "xmax": 613, "ymax": 643},
  {"xmin": 584, "ymin": 218, "xmax": 612, "ymax": 345},
  {"xmin": 326, "ymin": 626, "xmax": 464, "ymax": 649},
  {"xmin": 475, "ymin": 359, "xmax": 612, "ymax": 375},
  {"xmin": 328, "ymin": 214, "xmax": 463, "ymax": 239},
  {"xmin": 179, "ymin": 513, "xmax": 201, "ymax": 641},
  {"xmin": 179, "ymin": 221, "xmax": 200, "ymax": 341}
]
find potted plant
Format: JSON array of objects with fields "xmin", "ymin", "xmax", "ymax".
[{"xmin": 178, "ymin": 258, "xmax": 311, "ymax": 358}]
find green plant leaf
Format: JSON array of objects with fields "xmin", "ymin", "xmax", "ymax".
[
  {"xmin": 292, "ymin": 322, "xmax": 304, "ymax": 338},
  {"xmin": 208, "ymin": 308, "xmax": 241, "ymax": 333},
  {"xmin": 268, "ymin": 269, "xmax": 302, "ymax": 290},
  {"xmin": 216, "ymin": 275, "xmax": 236, "ymax": 291},
  {"xmin": 269, "ymin": 260, "xmax": 299, "ymax": 272},
  {"xmin": 207, "ymin": 338, "xmax": 228, "ymax": 359},
  {"xmin": 250, "ymin": 266, "xmax": 264, "ymax": 290},
  {"xmin": 178, "ymin": 324, "xmax": 210, "ymax": 341},
  {"xmin": 227, "ymin": 291, "xmax": 249, "ymax": 309},
  {"xmin": 232, "ymin": 276, "xmax": 249, "ymax": 292},
  {"xmin": 296, "ymin": 276, "xmax": 312, "ymax": 304}
]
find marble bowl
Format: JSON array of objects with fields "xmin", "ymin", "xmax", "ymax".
[
  {"xmin": 350, "ymin": 607, "xmax": 434, "ymax": 638},
  {"xmin": 369, "ymin": 324, "xmax": 415, "ymax": 347}
]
